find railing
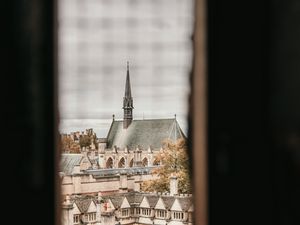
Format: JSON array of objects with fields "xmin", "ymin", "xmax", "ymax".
[{"xmin": 85, "ymin": 166, "xmax": 158, "ymax": 177}]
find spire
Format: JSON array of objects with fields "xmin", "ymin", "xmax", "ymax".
[
  {"xmin": 123, "ymin": 61, "xmax": 134, "ymax": 129},
  {"xmin": 125, "ymin": 61, "xmax": 132, "ymax": 98}
]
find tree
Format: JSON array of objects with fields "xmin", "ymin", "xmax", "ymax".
[
  {"xmin": 79, "ymin": 135, "xmax": 91, "ymax": 148},
  {"xmin": 60, "ymin": 135, "xmax": 81, "ymax": 153},
  {"xmin": 61, "ymin": 135, "xmax": 72, "ymax": 151},
  {"xmin": 141, "ymin": 138, "xmax": 192, "ymax": 194}
]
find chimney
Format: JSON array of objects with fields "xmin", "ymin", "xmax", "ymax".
[
  {"xmin": 119, "ymin": 173, "xmax": 128, "ymax": 193},
  {"xmin": 170, "ymin": 175, "xmax": 178, "ymax": 196},
  {"xmin": 65, "ymin": 195, "xmax": 71, "ymax": 204}
]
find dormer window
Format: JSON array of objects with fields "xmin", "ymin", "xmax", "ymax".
[
  {"xmin": 155, "ymin": 209, "xmax": 167, "ymax": 219},
  {"xmin": 172, "ymin": 211, "xmax": 184, "ymax": 220}
]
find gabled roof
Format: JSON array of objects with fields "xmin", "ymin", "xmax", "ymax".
[
  {"xmin": 107, "ymin": 118, "xmax": 185, "ymax": 150},
  {"xmin": 139, "ymin": 196, "xmax": 150, "ymax": 208},
  {"xmin": 161, "ymin": 196, "xmax": 176, "ymax": 210},
  {"xmin": 74, "ymin": 197, "xmax": 92, "ymax": 213},
  {"xmin": 126, "ymin": 192, "xmax": 144, "ymax": 205},
  {"xmin": 60, "ymin": 154, "xmax": 82, "ymax": 175},
  {"xmin": 109, "ymin": 195, "xmax": 125, "ymax": 209},
  {"xmin": 177, "ymin": 197, "xmax": 193, "ymax": 211},
  {"xmin": 154, "ymin": 197, "xmax": 166, "ymax": 210},
  {"xmin": 120, "ymin": 197, "xmax": 131, "ymax": 208},
  {"xmin": 146, "ymin": 195, "xmax": 160, "ymax": 208}
]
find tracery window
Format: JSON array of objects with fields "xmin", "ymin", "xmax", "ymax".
[
  {"xmin": 106, "ymin": 157, "xmax": 113, "ymax": 168},
  {"xmin": 118, "ymin": 157, "xmax": 126, "ymax": 168},
  {"xmin": 142, "ymin": 157, "xmax": 148, "ymax": 167}
]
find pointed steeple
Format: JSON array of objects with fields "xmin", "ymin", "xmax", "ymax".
[
  {"xmin": 123, "ymin": 61, "xmax": 134, "ymax": 129},
  {"xmin": 125, "ymin": 61, "xmax": 132, "ymax": 98}
]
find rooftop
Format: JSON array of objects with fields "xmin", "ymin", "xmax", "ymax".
[{"xmin": 107, "ymin": 118, "xmax": 185, "ymax": 150}]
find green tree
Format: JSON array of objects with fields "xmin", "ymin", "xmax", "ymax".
[
  {"xmin": 141, "ymin": 138, "xmax": 192, "ymax": 194},
  {"xmin": 79, "ymin": 135, "xmax": 91, "ymax": 148}
]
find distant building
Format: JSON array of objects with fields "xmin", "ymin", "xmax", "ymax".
[
  {"xmin": 62, "ymin": 177, "xmax": 193, "ymax": 225},
  {"xmin": 60, "ymin": 63, "xmax": 192, "ymax": 225},
  {"xmin": 60, "ymin": 63, "xmax": 186, "ymax": 195}
]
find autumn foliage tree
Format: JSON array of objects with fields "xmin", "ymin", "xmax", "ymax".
[
  {"xmin": 60, "ymin": 135, "xmax": 80, "ymax": 153},
  {"xmin": 141, "ymin": 138, "xmax": 192, "ymax": 194}
]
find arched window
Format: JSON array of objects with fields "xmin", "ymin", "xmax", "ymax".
[
  {"xmin": 129, "ymin": 158, "xmax": 133, "ymax": 167},
  {"xmin": 142, "ymin": 157, "xmax": 148, "ymax": 167},
  {"xmin": 106, "ymin": 157, "xmax": 113, "ymax": 168},
  {"xmin": 118, "ymin": 157, "xmax": 125, "ymax": 168},
  {"xmin": 153, "ymin": 159, "xmax": 160, "ymax": 166}
]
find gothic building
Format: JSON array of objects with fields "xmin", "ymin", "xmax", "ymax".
[
  {"xmin": 60, "ymin": 63, "xmax": 186, "ymax": 196},
  {"xmin": 98, "ymin": 62, "xmax": 185, "ymax": 169},
  {"xmin": 60, "ymin": 63, "xmax": 192, "ymax": 225}
]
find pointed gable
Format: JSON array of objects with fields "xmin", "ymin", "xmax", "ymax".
[
  {"xmin": 139, "ymin": 196, "xmax": 150, "ymax": 208},
  {"xmin": 107, "ymin": 119, "xmax": 185, "ymax": 150},
  {"xmin": 87, "ymin": 200, "xmax": 97, "ymax": 213},
  {"xmin": 170, "ymin": 198, "xmax": 182, "ymax": 211},
  {"xmin": 120, "ymin": 197, "xmax": 131, "ymax": 208},
  {"xmin": 75, "ymin": 198, "xmax": 92, "ymax": 213},
  {"xmin": 178, "ymin": 197, "xmax": 193, "ymax": 211},
  {"xmin": 80, "ymin": 154, "xmax": 92, "ymax": 170},
  {"xmin": 109, "ymin": 196, "xmax": 124, "ymax": 209},
  {"xmin": 107, "ymin": 198, "xmax": 115, "ymax": 210},
  {"xmin": 73, "ymin": 202, "xmax": 81, "ymax": 214},
  {"xmin": 126, "ymin": 192, "xmax": 143, "ymax": 206},
  {"xmin": 161, "ymin": 196, "xmax": 175, "ymax": 210},
  {"xmin": 147, "ymin": 195, "xmax": 159, "ymax": 208},
  {"xmin": 154, "ymin": 197, "xmax": 166, "ymax": 210},
  {"xmin": 102, "ymin": 197, "xmax": 115, "ymax": 210}
]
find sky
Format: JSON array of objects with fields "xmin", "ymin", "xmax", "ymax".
[{"xmin": 58, "ymin": 0, "xmax": 194, "ymax": 137}]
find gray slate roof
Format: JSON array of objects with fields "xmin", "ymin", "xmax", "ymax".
[
  {"xmin": 60, "ymin": 154, "xmax": 82, "ymax": 175},
  {"xmin": 125, "ymin": 192, "xmax": 144, "ymax": 205},
  {"xmin": 178, "ymin": 197, "xmax": 193, "ymax": 211},
  {"xmin": 109, "ymin": 195, "xmax": 125, "ymax": 209},
  {"xmin": 70, "ymin": 195, "xmax": 95, "ymax": 213},
  {"xmin": 161, "ymin": 196, "xmax": 176, "ymax": 210},
  {"xmin": 107, "ymin": 119, "xmax": 185, "ymax": 150},
  {"xmin": 146, "ymin": 195, "xmax": 160, "ymax": 208},
  {"xmin": 76, "ymin": 199, "xmax": 91, "ymax": 213}
]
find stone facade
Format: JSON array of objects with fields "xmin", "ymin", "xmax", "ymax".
[
  {"xmin": 62, "ymin": 180, "xmax": 193, "ymax": 225},
  {"xmin": 60, "ymin": 65, "xmax": 192, "ymax": 225}
]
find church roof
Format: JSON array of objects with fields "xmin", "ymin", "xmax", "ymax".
[
  {"xmin": 106, "ymin": 118, "xmax": 185, "ymax": 150},
  {"xmin": 60, "ymin": 154, "xmax": 82, "ymax": 175}
]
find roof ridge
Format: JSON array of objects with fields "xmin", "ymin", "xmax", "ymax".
[{"xmin": 111, "ymin": 118, "xmax": 175, "ymax": 122}]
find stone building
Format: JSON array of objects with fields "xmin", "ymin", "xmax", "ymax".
[
  {"xmin": 60, "ymin": 63, "xmax": 192, "ymax": 224},
  {"xmin": 60, "ymin": 63, "xmax": 186, "ymax": 195},
  {"xmin": 62, "ymin": 178, "xmax": 193, "ymax": 225}
]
